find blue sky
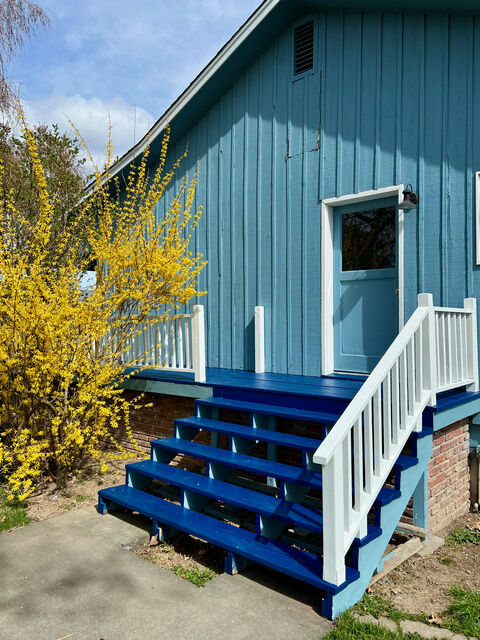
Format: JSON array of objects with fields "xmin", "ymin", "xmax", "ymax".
[{"xmin": 9, "ymin": 0, "xmax": 261, "ymax": 165}]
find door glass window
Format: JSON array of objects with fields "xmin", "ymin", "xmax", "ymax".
[{"xmin": 342, "ymin": 206, "xmax": 396, "ymax": 271}]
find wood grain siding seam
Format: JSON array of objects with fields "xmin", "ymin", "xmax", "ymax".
[
  {"xmin": 465, "ymin": 18, "xmax": 474, "ymax": 297},
  {"xmin": 374, "ymin": 13, "xmax": 382, "ymax": 188},
  {"xmin": 354, "ymin": 12, "xmax": 363, "ymax": 195},
  {"xmin": 336, "ymin": 13, "xmax": 344, "ymax": 197},
  {"xmin": 440, "ymin": 15, "xmax": 449, "ymax": 306},
  {"xmin": 418, "ymin": 13, "xmax": 426, "ymax": 293}
]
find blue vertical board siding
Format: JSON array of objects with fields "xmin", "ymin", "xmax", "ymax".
[
  {"xmin": 358, "ymin": 13, "xmax": 380, "ymax": 192},
  {"xmin": 271, "ymin": 36, "xmax": 289, "ymax": 374},
  {"xmin": 219, "ymin": 90, "xmax": 233, "ymax": 369},
  {"xmin": 423, "ymin": 15, "xmax": 448, "ymax": 302},
  {"xmin": 139, "ymin": 9, "xmax": 480, "ymax": 375},
  {"xmin": 401, "ymin": 13, "xmax": 421, "ymax": 319},
  {"xmin": 244, "ymin": 62, "xmax": 260, "ymax": 371},
  {"xmin": 258, "ymin": 47, "xmax": 275, "ymax": 372}
]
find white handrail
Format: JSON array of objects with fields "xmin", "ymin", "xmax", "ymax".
[
  {"xmin": 314, "ymin": 294, "xmax": 478, "ymax": 586},
  {"xmin": 124, "ymin": 305, "xmax": 206, "ymax": 382}
]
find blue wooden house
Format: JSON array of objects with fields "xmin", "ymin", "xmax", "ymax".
[{"xmin": 98, "ymin": 0, "xmax": 480, "ymax": 618}]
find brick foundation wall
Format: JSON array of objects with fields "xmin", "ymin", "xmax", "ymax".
[
  {"xmin": 117, "ymin": 391, "xmax": 195, "ymax": 455},
  {"xmin": 427, "ymin": 420, "xmax": 470, "ymax": 532}
]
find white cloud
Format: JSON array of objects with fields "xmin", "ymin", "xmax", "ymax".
[
  {"xmin": 24, "ymin": 94, "xmax": 154, "ymax": 169},
  {"xmin": 12, "ymin": 0, "xmax": 262, "ymax": 119}
]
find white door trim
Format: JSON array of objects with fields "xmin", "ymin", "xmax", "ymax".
[{"xmin": 321, "ymin": 185, "xmax": 405, "ymax": 376}]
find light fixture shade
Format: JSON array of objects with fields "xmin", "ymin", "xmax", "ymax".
[{"xmin": 396, "ymin": 184, "xmax": 419, "ymax": 210}]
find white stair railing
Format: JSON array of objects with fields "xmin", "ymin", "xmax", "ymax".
[
  {"xmin": 124, "ymin": 305, "xmax": 206, "ymax": 382},
  {"xmin": 313, "ymin": 294, "xmax": 478, "ymax": 586}
]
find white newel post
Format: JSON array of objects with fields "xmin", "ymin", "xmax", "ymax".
[
  {"xmin": 418, "ymin": 293, "xmax": 437, "ymax": 405},
  {"xmin": 192, "ymin": 305, "xmax": 206, "ymax": 383},
  {"xmin": 321, "ymin": 448, "xmax": 346, "ymax": 585},
  {"xmin": 255, "ymin": 306, "xmax": 265, "ymax": 374},
  {"xmin": 464, "ymin": 298, "xmax": 479, "ymax": 392}
]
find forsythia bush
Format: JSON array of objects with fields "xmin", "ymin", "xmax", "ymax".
[{"xmin": 0, "ymin": 116, "xmax": 205, "ymax": 498}]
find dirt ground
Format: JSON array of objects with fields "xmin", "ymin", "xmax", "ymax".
[
  {"xmin": 372, "ymin": 512, "xmax": 480, "ymax": 617},
  {"xmin": 135, "ymin": 534, "xmax": 225, "ymax": 576},
  {"xmin": 23, "ymin": 456, "xmax": 140, "ymax": 523}
]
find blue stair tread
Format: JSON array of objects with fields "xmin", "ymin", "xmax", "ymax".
[
  {"xmin": 176, "ymin": 416, "xmax": 323, "ymax": 452},
  {"xmin": 151, "ymin": 438, "xmax": 323, "ymax": 489},
  {"xmin": 99, "ymin": 484, "xmax": 359, "ymax": 593},
  {"xmin": 375, "ymin": 487, "xmax": 401, "ymax": 506},
  {"xmin": 197, "ymin": 396, "xmax": 340, "ymax": 424},
  {"xmin": 395, "ymin": 455, "xmax": 418, "ymax": 471},
  {"xmin": 127, "ymin": 459, "xmax": 324, "ymax": 533}
]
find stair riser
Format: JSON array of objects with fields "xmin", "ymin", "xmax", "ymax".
[
  {"xmin": 213, "ymin": 387, "xmax": 350, "ymax": 415},
  {"xmin": 175, "ymin": 416, "xmax": 322, "ymax": 453}
]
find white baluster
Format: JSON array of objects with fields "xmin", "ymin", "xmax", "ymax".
[
  {"xmin": 178, "ymin": 318, "xmax": 184, "ymax": 369},
  {"xmin": 391, "ymin": 359, "xmax": 400, "ymax": 444},
  {"xmin": 383, "ymin": 372, "xmax": 392, "ymax": 459},
  {"xmin": 185, "ymin": 316, "xmax": 191, "ymax": 370},
  {"xmin": 353, "ymin": 417, "xmax": 363, "ymax": 513},
  {"xmin": 373, "ymin": 389, "xmax": 382, "ymax": 475},
  {"xmin": 364, "ymin": 402, "xmax": 373, "ymax": 493}
]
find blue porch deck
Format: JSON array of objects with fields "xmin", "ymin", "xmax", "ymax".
[{"xmin": 123, "ymin": 366, "xmax": 480, "ymax": 429}]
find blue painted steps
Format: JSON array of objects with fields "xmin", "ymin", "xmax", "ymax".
[
  {"xmin": 196, "ymin": 396, "xmax": 340, "ymax": 424},
  {"xmin": 175, "ymin": 416, "xmax": 323, "ymax": 451},
  {"xmin": 98, "ymin": 484, "xmax": 360, "ymax": 594},
  {"xmin": 151, "ymin": 437, "xmax": 324, "ymax": 490},
  {"xmin": 127, "ymin": 459, "xmax": 325, "ymax": 533},
  {"xmin": 99, "ymin": 373, "xmax": 428, "ymax": 620}
]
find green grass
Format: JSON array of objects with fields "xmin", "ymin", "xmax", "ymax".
[
  {"xmin": 440, "ymin": 556, "xmax": 453, "ymax": 565},
  {"xmin": 345, "ymin": 589, "xmax": 480, "ymax": 640},
  {"xmin": 354, "ymin": 594, "xmax": 406, "ymax": 622},
  {"xmin": 446, "ymin": 527, "xmax": 480, "ymax": 547},
  {"xmin": 170, "ymin": 564, "xmax": 216, "ymax": 587},
  {"xmin": 323, "ymin": 612, "xmax": 423, "ymax": 640},
  {"xmin": 0, "ymin": 490, "xmax": 30, "ymax": 532},
  {"xmin": 353, "ymin": 594, "xmax": 429, "ymax": 625},
  {"xmin": 443, "ymin": 587, "xmax": 480, "ymax": 638}
]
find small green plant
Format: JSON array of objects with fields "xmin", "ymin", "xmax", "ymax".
[
  {"xmin": 355, "ymin": 594, "xmax": 406, "ymax": 622},
  {"xmin": 171, "ymin": 564, "xmax": 215, "ymax": 587},
  {"xmin": 440, "ymin": 556, "xmax": 454, "ymax": 565},
  {"xmin": 0, "ymin": 490, "xmax": 30, "ymax": 532},
  {"xmin": 324, "ymin": 612, "xmax": 423, "ymax": 640},
  {"xmin": 443, "ymin": 586, "xmax": 480, "ymax": 638},
  {"xmin": 447, "ymin": 528, "xmax": 480, "ymax": 547}
]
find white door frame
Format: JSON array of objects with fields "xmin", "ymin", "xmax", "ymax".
[{"xmin": 321, "ymin": 185, "xmax": 405, "ymax": 376}]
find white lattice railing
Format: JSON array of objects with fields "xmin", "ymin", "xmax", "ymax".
[
  {"xmin": 313, "ymin": 294, "xmax": 479, "ymax": 586},
  {"xmin": 123, "ymin": 305, "xmax": 206, "ymax": 382}
]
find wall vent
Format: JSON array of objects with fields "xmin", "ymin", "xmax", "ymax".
[{"xmin": 294, "ymin": 20, "xmax": 314, "ymax": 75}]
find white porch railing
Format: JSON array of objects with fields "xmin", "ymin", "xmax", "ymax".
[
  {"xmin": 124, "ymin": 305, "xmax": 206, "ymax": 382},
  {"xmin": 313, "ymin": 294, "xmax": 479, "ymax": 586}
]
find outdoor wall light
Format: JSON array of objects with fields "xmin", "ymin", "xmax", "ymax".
[{"xmin": 397, "ymin": 184, "xmax": 419, "ymax": 210}]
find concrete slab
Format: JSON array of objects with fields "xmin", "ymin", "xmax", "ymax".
[{"xmin": 0, "ymin": 508, "xmax": 333, "ymax": 640}]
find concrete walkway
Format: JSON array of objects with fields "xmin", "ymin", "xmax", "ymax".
[{"xmin": 0, "ymin": 508, "xmax": 333, "ymax": 640}]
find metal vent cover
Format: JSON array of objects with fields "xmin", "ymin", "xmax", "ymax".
[{"xmin": 294, "ymin": 20, "xmax": 314, "ymax": 75}]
